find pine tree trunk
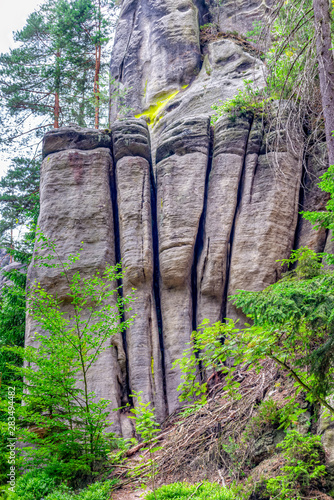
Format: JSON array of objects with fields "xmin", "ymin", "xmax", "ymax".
[
  {"xmin": 54, "ymin": 51, "xmax": 61, "ymax": 128},
  {"xmin": 94, "ymin": 0, "xmax": 102, "ymax": 129},
  {"xmin": 313, "ymin": 0, "xmax": 334, "ymax": 166},
  {"xmin": 94, "ymin": 44, "xmax": 101, "ymax": 129},
  {"xmin": 54, "ymin": 91, "xmax": 60, "ymax": 128}
]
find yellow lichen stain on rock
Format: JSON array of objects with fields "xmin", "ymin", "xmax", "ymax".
[{"xmin": 135, "ymin": 86, "xmax": 189, "ymax": 125}]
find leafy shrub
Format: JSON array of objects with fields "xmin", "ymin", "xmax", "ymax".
[
  {"xmin": 5, "ymin": 476, "xmax": 116, "ymax": 500},
  {"xmin": 6, "ymin": 470, "xmax": 59, "ymax": 500},
  {"xmin": 45, "ymin": 479, "xmax": 116, "ymax": 500},
  {"xmin": 266, "ymin": 431, "xmax": 326, "ymax": 499},
  {"xmin": 246, "ymin": 21, "xmax": 264, "ymax": 45},
  {"xmin": 211, "ymin": 80, "xmax": 267, "ymax": 123},
  {"xmin": 129, "ymin": 391, "xmax": 161, "ymax": 494},
  {"xmin": 145, "ymin": 481, "xmax": 234, "ymax": 500}
]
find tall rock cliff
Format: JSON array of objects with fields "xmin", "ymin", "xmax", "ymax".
[{"xmin": 26, "ymin": 0, "xmax": 329, "ymax": 432}]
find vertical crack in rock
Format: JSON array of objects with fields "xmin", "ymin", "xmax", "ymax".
[
  {"xmin": 222, "ymin": 113, "xmax": 254, "ymax": 321},
  {"xmin": 191, "ymin": 126, "xmax": 214, "ymax": 332},
  {"xmin": 149, "ymin": 150, "xmax": 167, "ymax": 407},
  {"xmin": 112, "ymin": 118, "xmax": 166, "ymax": 422},
  {"xmin": 226, "ymin": 105, "xmax": 304, "ymax": 322},
  {"xmin": 155, "ymin": 115, "xmax": 211, "ymax": 413},
  {"xmin": 196, "ymin": 113, "xmax": 253, "ymax": 327},
  {"xmin": 193, "ymin": 0, "xmax": 210, "ymax": 26},
  {"xmin": 109, "ymin": 137, "xmax": 130, "ymax": 407}
]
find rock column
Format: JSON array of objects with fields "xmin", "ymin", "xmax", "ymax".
[
  {"xmin": 112, "ymin": 119, "xmax": 166, "ymax": 422},
  {"xmin": 155, "ymin": 116, "xmax": 210, "ymax": 413},
  {"xmin": 26, "ymin": 127, "xmax": 126, "ymax": 434},
  {"xmin": 226, "ymin": 111, "xmax": 303, "ymax": 320},
  {"xmin": 196, "ymin": 114, "xmax": 253, "ymax": 326}
]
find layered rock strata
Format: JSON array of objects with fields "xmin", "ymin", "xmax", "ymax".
[
  {"xmin": 112, "ymin": 120, "xmax": 166, "ymax": 422},
  {"xmin": 25, "ymin": 0, "xmax": 318, "ymax": 432},
  {"xmin": 27, "ymin": 130, "xmax": 126, "ymax": 434},
  {"xmin": 27, "ymin": 110, "xmax": 305, "ymax": 430}
]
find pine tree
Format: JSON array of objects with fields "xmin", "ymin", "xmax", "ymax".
[
  {"xmin": 0, "ymin": 5, "xmax": 69, "ymax": 130},
  {"xmin": 58, "ymin": 0, "xmax": 118, "ymax": 129},
  {"xmin": 0, "ymin": 156, "xmax": 40, "ymax": 257}
]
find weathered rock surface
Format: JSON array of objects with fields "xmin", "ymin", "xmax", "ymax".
[
  {"xmin": 110, "ymin": 0, "xmax": 201, "ymax": 118},
  {"xmin": 42, "ymin": 126, "xmax": 111, "ymax": 159},
  {"xmin": 156, "ymin": 116, "xmax": 210, "ymax": 413},
  {"xmin": 112, "ymin": 118, "xmax": 151, "ymax": 162},
  {"xmin": 226, "ymin": 112, "xmax": 303, "ymax": 321},
  {"xmin": 114, "ymin": 118, "xmax": 166, "ymax": 422},
  {"xmin": 26, "ymin": 140, "xmax": 126, "ymax": 434},
  {"xmin": 26, "ymin": 0, "xmax": 327, "ymax": 435},
  {"xmin": 296, "ymin": 142, "xmax": 329, "ymax": 252},
  {"xmin": 197, "ymin": 114, "xmax": 252, "ymax": 326},
  {"xmin": 211, "ymin": 0, "xmax": 275, "ymax": 36}
]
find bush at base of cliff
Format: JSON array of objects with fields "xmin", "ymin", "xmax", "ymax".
[
  {"xmin": 233, "ymin": 431, "xmax": 327, "ymax": 500},
  {"xmin": 1, "ymin": 233, "xmax": 135, "ymax": 487},
  {"xmin": 2, "ymin": 471, "xmax": 116, "ymax": 500},
  {"xmin": 145, "ymin": 481, "xmax": 235, "ymax": 500},
  {"xmin": 265, "ymin": 431, "xmax": 326, "ymax": 500}
]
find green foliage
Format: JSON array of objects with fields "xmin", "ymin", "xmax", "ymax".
[
  {"xmin": 96, "ymin": 76, "xmax": 134, "ymax": 122},
  {"xmin": 2, "ymin": 233, "xmax": 134, "ymax": 484},
  {"xmin": 0, "ymin": 266, "xmax": 26, "ymax": 391},
  {"xmin": 200, "ymin": 23, "xmax": 216, "ymax": 31},
  {"xmin": 45, "ymin": 479, "xmax": 117, "ymax": 500},
  {"xmin": 173, "ymin": 319, "xmax": 238, "ymax": 405},
  {"xmin": 0, "ymin": 266, "xmax": 26, "ymax": 487},
  {"xmin": 266, "ymin": 0, "xmax": 315, "ymax": 101},
  {"xmin": 231, "ymin": 268, "xmax": 334, "ymax": 411},
  {"xmin": 176, "ymin": 263, "xmax": 334, "ymax": 420},
  {"xmin": 0, "ymin": 0, "xmax": 117, "ymax": 130},
  {"xmin": 246, "ymin": 21, "xmax": 264, "ymax": 45},
  {"xmin": 249, "ymin": 399, "xmax": 280, "ymax": 430},
  {"xmin": 129, "ymin": 392, "xmax": 161, "ymax": 496},
  {"xmin": 0, "ymin": 156, "xmax": 40, "ymax": 256},
  {"xmin": 3, "ymin": 473, "xmax": 116, "ymax": 500},
  {"xmin": 280, "ymin": 246, "xmax": 324, "ymax": 279},
  {"xmin": 210, "ymin": 80, "xmax": 267, "ymax": 123},
  {"xmin": 266, "ymin": 431, "xmax": 326, "ymax": 499},
  {"xmin": 211, "ymin": 1, "xmax": 317, "ymax": 123},
  {"xmin": 145, "ymin": 481, "xmax": 234, "ymax": 500},
  {"xmin": 129, "ymin": 392, "xmax": 160, "ymax": 445},
  {"xmin": 303, "ymin": 165, "xmax": 334, "ymax": 266},
  {"xmin": 6, "ymin": 470, "xmax": 59, "ymax": 500}
]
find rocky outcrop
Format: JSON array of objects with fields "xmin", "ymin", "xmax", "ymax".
[
  {"xmin": 26, "ymin": 131, "xmax": 126, "ymax": 435},
  {"xmin": 156, "ymin": 116, "xmax": 210, "ymax": 412},
  {"xmin": 226, "ymin": 110, "xmax": 303, "ymax": 320},
  {"xmin": 110, "ymin": 0, "xmax": 202, "ymax": 118},
  {"xmin": 27, "ymin": 105, "xmax": 305, "ymax": 427},
  {"xmin": 26, "ymin": 0, "xmax": 322, "ymax": 432},
  {"xmin": 112, "ymin": 119, "xmax": 166, "ymax": 422},
  {"xmin": 197, "ymin": 114, "xmax": 252, "ymax": 326},
  {"xmin": 210, "ymin": 0, "xmax": 275, "ymax": 36}
]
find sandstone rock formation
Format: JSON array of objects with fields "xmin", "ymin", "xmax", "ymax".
[
  {"xmin": 26, "ymin": 131, "xmax": 126, "ymax": 434},
  {"xmin": 26, "ymin": 0, "xmax": 330, "ymax": 432},
  {"xmin": 112, "ymin": 119, "xmax": 166, "ymax": 422}
]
